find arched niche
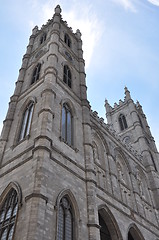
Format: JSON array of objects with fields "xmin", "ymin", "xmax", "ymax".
[
  {"xmin": 115, "ymin": 148, "xmax": 131, "ymax": 188},
  {"xmin": 136, "ymin": 166, "xmax": 151, "ymax": 203},
  {"xmin": 92, "ymin": 128, "xmax": 109, "ymax": 168}
]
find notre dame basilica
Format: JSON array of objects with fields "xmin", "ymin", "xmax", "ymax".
[{"xmin": 0, "ymin": 5, "xmax": 159, "ymax": 240}]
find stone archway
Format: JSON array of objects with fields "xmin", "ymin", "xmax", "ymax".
[
  {"xmin": 128, "ymin": 225, "xmax": 145, "ymax": 240},
  {"xmin": 98, "ymin": 207, "xmax": 123, "ymax": 240},
  {"xmin": 99, "ymin": 212, "xmax": 112, "ymax": 240}
]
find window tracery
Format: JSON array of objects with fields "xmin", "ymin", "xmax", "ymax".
[
  {"xmin": 57, "ymin": 196, "xmax": 73, "ymax": 240},
  {"xmin": 119, "ymin": 114, "xmax": 128, "ymax": 131},
  {"xmin": 18, "ymin": 101, "xmax": 34, "ymax": 141},
  {"xmin": 64, "ymin": 34, "xmax": 71, "ymax": 48},
  {"xmin": 40, "ymin": 33, "xmax": 46, "ymax": 44},
  {"xmin": 63, "ymin": 65, "xmax": 72, "ymax": 88},
  {"xmin": 31, "ymin": 63, "xmax": 41, "ymax": 84},
  {"xmin": 0, "ymin": 189, "xmax": 18, "ymax": 240},
  {"xmin": 61, "ymin": 103, "xmax": 73, "ymax": 146}
]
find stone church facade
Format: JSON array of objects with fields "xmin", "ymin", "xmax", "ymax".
[{"xmin": 0, "ymin": 5, "xmax": 159, "ymax": 240}]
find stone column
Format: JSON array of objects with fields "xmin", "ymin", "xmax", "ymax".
[{"xmin": 76, "ymin": 30, "xmax": 100, "ymax": 239}]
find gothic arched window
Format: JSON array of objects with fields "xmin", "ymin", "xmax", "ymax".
[
  {"xmin": 119, "ymin": 114, "xmax": 128, "ymax": 131},
  {"xmin": 31, "ymin": 63, "xmax": 41, "ymax": 84},
  {"xmin": 64, "ymin": 33, "xmax": 71, "ymax": 48},
  {"xmin": 57, "ymin": 196, "xmax": 74, "ymax": 240},
  {"xmin": 40, "ymin": 33, "xmax": 46, "ymax": 44},
  {"xmin": 0, "ymin": 188, "xmax": 18, "ymax": 240},
  {"xmin": 19, "ymin": 101, "xmax": 34, "ymax": 141},
  {"xmin": 61, "ymin": 103, "xmax": 73, "ymax": 146},
  {"xmin": 99, "ymin": 213, "xmax": 112, "ymax": 240},
  {"xmin": 63, "ymin": 65, "xmax": 72, "ymax": 88},
  {"xmin": 128, "ymin": 226, "xmax": 145, "ymax": 240}
]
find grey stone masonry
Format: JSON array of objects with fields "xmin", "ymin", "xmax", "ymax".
[{"xmin": 0, "ymin": 5, "xmax": 159, "ymax": 240}]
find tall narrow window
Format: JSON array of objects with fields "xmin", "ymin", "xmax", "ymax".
[
  {"xmin": 62, "ymin": 104, "xmax": 73, "ymax": 146},
  {"xmin": 119, "ymin": 114, "xmax": 128, "ymax": 131},
  {"xmin": 0, "ymin": 188, "xmax": 18, "ymax": 240},
  {"xmin": 64, "ymin": 34, "xmax": 71, "ymax": 48},
  {"xmin": 99, "ymin": 213, "xmax": 112, "ymax": 240},
  {"xmin": 31, "ymin": 63, "xmax": 41, "ymax": 84},
  {"xmin": 63, "ymin": 65, "xmax": 72, "ymax": 88},
  {"xmin": 40, "ymin": 33, "xmax": 46, "ymax": 44},
  {"xmin": 19, "ymin": 102, "xmax": 34, "ymax": 141},
  {"xmin": 57, "ymin": 196, "xmax": 73, "ymax": 240}
]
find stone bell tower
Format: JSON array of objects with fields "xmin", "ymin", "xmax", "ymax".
[
  {"xmin": 105, "ymin": 87, "xmax": 159, "ymax": 170},
  {"xmin": 105, "ymin": 86, "xmax": 159, "ymax": 209},
  {"xmin": 0, "ymin": 5, "xmax": 93, "ymax": 240}
]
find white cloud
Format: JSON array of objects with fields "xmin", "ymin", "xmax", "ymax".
[
  {"xmin": 147, "ymin": 0, "xmax": 159, "ymax": 6},
  {"xmin": 112, "ymin": 0, "xmax": 137, "ymax": 12},
  {"xmin": 62, "ymin": 10, "xmax": 103, "ymax": 69}
]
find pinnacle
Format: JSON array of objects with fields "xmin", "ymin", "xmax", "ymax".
[{"xmin": 54, "ymin": 5, "xmax": 62, "ymax": 14}]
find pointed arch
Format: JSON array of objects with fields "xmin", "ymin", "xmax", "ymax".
[
  {"xmin": 40, "ymin": 32, "xmax": 47, "ymax": 45},
  {"xmin": 31, "ymin": 62, "xmax": 41, "ymax": 84},
  {"xmin": 55, "ymin": 189, "xmax": 80, "ymax": 240},
  {"xmin": 64, "ymin": 33, "xmax": 71, "ymax": 48},
  {"xmin": 0, "ymin": 182, "xmax": 22, "ymax": 240},
  {"xmin": 114, "ymin": 148, "xmax": 134, "ymax": 207},
  {"xmin": 18, "ymin": 100, "xmax": 35, "ymax": 142},
  {"xmin": 0, "ymin": 182, "xmax": 22, "ymax": 206},
  {"xmin": 118, "ymin": 113, "xmax": 128, "ymax": 131},
  {"xmin": 136, "ymin": 166, "xmax": 151, "ymax": 201},
  {"xmin": 114, "ymin": 147, "xmax": 131, "ymax": 173},
  {"xmin": 60, "ymin": 98, "xmax": 76, "ymax": 116},
  {"xmin": 98, "ymin": 205, "xmax": 123, "ymax": 240},
  {"xmin": 92, "ymin": 126, "xmax": 110, "ymax": 155},
  {"xmin": 127, "ymin": 223, "xmax": 145, "ymax": 240},
  {"xmin": 19, "ymin": 96, "xmax": 37, "ymax": 113},
  {"xmin": 14, "ymin": 97, "xmax": 36, "ymax": 144},
  {"xmin": 61, "ymin": 103, "xmax": 73, "ymax": 146},
  {"xmin": 60, "ymin": 99, "xmax": 77, "ymax": 148},
  {"xmin": 92, "ymin": 127, "xmax": 110, "ymax": 169},
  {"xmin": 63, "ymin": 65, "xmax": 72, "ymax": 88}
]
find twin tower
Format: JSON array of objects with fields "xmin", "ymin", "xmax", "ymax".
[{"xmin": 0, "ymin": 5, "xmax": 159, "ymax": 240}]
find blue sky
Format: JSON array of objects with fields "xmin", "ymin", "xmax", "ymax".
[{"xmin": 0, "ymin": 0, "xmax": 159, "ymax": 149}]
